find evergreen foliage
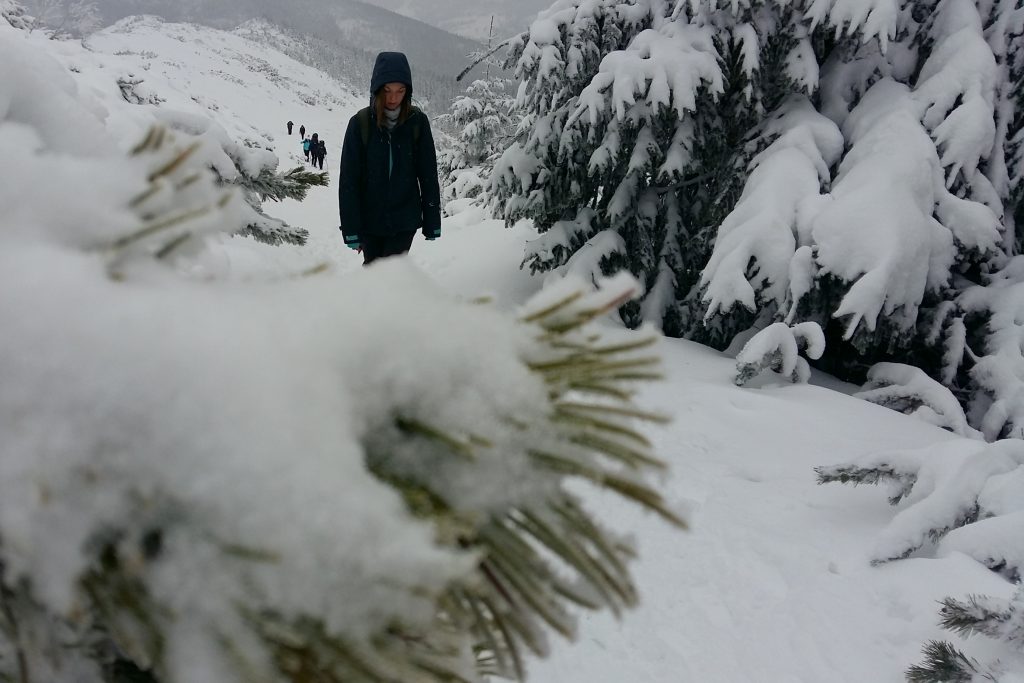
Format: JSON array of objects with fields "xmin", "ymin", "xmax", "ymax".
[
  {"xmin": 439, "ymin": 78, "xmax": 519, "ymax": 204},
  {"xmin": 905, "ymin": 640, "xmax": 990, "ymax": 683},
  {"xmin": 0, "ymin": 27, "xmax": 686, "ymax": 679},
  {"xmin": 817, "ymin": 439, "xmax": 1024, "ymax": 569},
  {"xmin": 492, "ymin": 0, "xmax": 1024, "ymax": 438},
  {"xmin": 733, "ymin": 321, "xmax": 825, "ymax": 385},
  {"xmin": 819, "ymin": 439, "xmax": 1024, "ymax": 679},
  {"xmin": 234, "ymin": 164, "xmax": 328, "ymax": 246},
  {"xmin": 0, "ymin": 126, "xmax": 684, "ymax": 683},
  {"xmin": 906, "ymin": 586, "xmax": 1024, "ymax": 682},
  {"xmin": 150, "ymin": 111, "xmax": 327, "ymax": 247},
  {"xmin": 855, "ymin": 363, "xmax": 983, "ymax": 438}
]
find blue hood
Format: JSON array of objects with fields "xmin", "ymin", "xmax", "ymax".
[{"xmin": 370, "ymin": 51, "xmax": 413, "ymax": 97}]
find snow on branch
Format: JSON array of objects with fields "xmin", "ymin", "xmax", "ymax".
[
  {"xmin": 151, "ymin": 109, "xmax": 326, "ymax": 246},
  {"xmin": 958, "ymin": 258, "xmax": 1024, "ymax": 441},
  {"xmin": 817, "ymin": 439, "xmax": 1024, "ymax": 574},
  {"xmin": 733, "ymin": 321, "xmax": 825, "ymax": 385},
  {"xmin": 856, "ymin": 362, "xmax": 983, "ymax": 439},
  {"xmin": 809, "ymin": 79, "xmax": 957, "ymax": 339},
  {"xmin": 805, "ymin": 0, "xmax": 900, "ymax": 52},
  {"xmin": 571, "ymin": 23, "xmax": 723, "ymax": 127},
  {"xmin": 700, "ymin": 96, "xmax": 842, "ymax": 320},
  {"xmin": 906, "ymin": 585, "xmax": 1024, "ymax": 682},
  {"xmin": 914, "ymin": 0, "xmax": 999, "ymax": 189},
  {"xmin": 522, "ymin": 208, "xmax": 603, "ymax": 274},
  {"xmin": 512, "ymin": 0, "xmax": 630, "ymax": 104}
]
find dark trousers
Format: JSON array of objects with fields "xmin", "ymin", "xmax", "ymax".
[{"xmin": 362, "ymin": 231, "xmax": 416, "ymax": 265}]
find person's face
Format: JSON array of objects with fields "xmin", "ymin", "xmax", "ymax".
[{"xmin": 382, "ymin": 82, "xmax": 406, "ymax": 110}]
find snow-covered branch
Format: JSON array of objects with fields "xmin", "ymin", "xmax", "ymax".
[
  {"xmin": 734, "ymin": 321, "xmax": 825, "ymax": 385},
  {"xmin": 855, "ymin": 362, "xmax": 983, "ymax": 439}
]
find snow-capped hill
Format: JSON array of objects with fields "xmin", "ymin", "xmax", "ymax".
[
  {"xmin": 20, "ymin": 13, "xmax": 368, "ymax": 264},
  {"xmin": 74, "ymin": 15, "xmax": 363, "ymax": 158}
]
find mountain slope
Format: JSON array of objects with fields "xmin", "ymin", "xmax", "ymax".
[
  {"xmin": 91, "ymin": 0, "xmax": 483, "ymax": 105},
  {"xmin": 355, "ymin": 0, "xmax": 556, "ymax": 42},
  {"xmin": 76, "ymin": 15, "xmax": 363, "ymax": 154}
]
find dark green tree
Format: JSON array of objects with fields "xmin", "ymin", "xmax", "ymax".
[{"xmin": 492, "ymin": 0, "xmax": 1024, "ymax": 437}]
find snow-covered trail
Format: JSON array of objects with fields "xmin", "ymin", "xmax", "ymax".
[
  {"xmin": 526, "ymin": 340, "xmax": 1009, "ymax": 683},
  {"xmin": 224, "ymin": 119, "xmax": 540, "ymax": 309},
  {"xmin": 254, "ymin": 145, "xmax": 1008, "ymax": 682},
  {"xmin": 262, "ymin": 162, "xmax": 1008, "ymax": 681}
]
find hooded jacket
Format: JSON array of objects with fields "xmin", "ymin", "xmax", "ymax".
[{"xmin": 338, "ymin": 51, "xmax": 441, "ymax": 239}]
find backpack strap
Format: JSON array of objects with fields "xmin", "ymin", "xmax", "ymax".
[
  {"xmin": 409, "ymin": 106, "xmax": 421, "ymax": 146},
  {"xmin": 357, "ymin": 107, "xmax": 371, "ymax": 147}
]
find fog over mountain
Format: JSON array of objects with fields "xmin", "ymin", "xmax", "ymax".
[
  {"xmin": 356, "ymin": 0, "xmax": 556, "ymax": 42},
  {"xmin": 85, "ymin": 0, "xmax": 489, "ymax": 106}
]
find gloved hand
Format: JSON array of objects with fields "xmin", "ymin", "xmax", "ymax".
[
  {"xmin": 424, "ymin": 226, "xmax": 441, "ymax": 241},
  {"xmin": 343, "ymin": 232, "xmax": 361, "ymax": 251}
]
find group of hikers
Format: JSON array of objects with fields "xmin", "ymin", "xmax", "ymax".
[
  {"xmin": 288, "ymin": 51, "xmax": 442, "ymax": 266},
  {"xmin": 287, "ymin": 120, "xmax": 327, "ymax": 170}
]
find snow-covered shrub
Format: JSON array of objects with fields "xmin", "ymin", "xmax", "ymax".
[
  {"xmin": 734, "ymin": 322, "xmax": 825, "ymax": 385},
  {"xmin": 856, "ymin": 363, "xmax": 983, "ymax": 439},
  {"xmin": 23, "ymin": 0, "xmax": 99, "ymax": 38},
  {"xmin": 817, "ymin": 439, "xmax": 1024, "ymax": 575},
  {"xmin": 1, "ymin": 0, "xmax": 32, "ymax": 29},
  {"xmin": 116, "ymin": 74, "xmax": 166, "ymax": 105},
  {"xmin": 493, "ymin": 0, "xmax": 1024, "ymax": 438},
  {"xmin": 906, "ymin": 584, "xmax": 1024, "ymax": 682},
  {"xmin": 0, "ymin": 21, "xmax": 684, "ymax": 683}
]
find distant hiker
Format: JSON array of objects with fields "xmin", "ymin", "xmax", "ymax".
[
  {"xmin": 299, "ymin": 124, "xmax": 305, "ymax": 139},
  {"xmin": 302, "ymin": 137, "xmax": 311, "ymax": 162},
  {"xmin": 339, "ymin": 51, "xmax": 441, "ymax": 265},
  {"xmin": 316, "ymin": 139, "xmax": 326, "ymax": 170},
  {"xmin": 287, "ymin": 120, "xmax": 293, "ymax": 135}
]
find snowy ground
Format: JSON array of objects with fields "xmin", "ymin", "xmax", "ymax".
[
  {"xmin": 32, "ymin": 17, "xmax": 1018, "ymax": 682},
  {"xmin": 240, "ymin": 73, "xmax": 1013, "ymax": 683}
]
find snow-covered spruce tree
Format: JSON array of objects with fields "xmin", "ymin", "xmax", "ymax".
[
  {"xmin": 492, "ymin": 0, "xmax": 1024, "ymax": 437},
  {"xmin": 439, "ymin": 77, "xmax": 518, "ymax": 204},
  {"xmin": 0, "ymin": 23, "xmax": 684, "ymax": 683},
  {"xmin": 906, "ymin": 584, "xmax": 1024, "ymax": 682}
]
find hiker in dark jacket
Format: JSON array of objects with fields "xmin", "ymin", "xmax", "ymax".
[
  {"xmin": 299, "ymin": 124, "xmax": 305, "ymax": 139},
  {"xmin": 339, "ymin": 51, "xmax": 441, "ymax": 265},
  {"xmin": 287, "ymin": 120, "xmax": 293, "ymax": 135},
  {"xmin": 316, "ymin": 139, "xmax": 326, "ymax": 170}
]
